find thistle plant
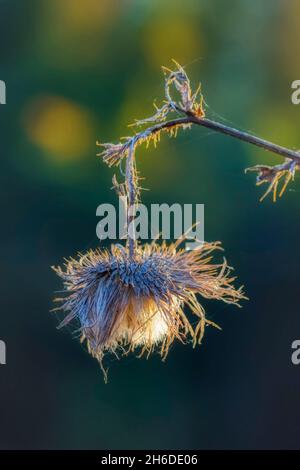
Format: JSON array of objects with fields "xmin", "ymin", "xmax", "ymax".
[{"xmin": 53, "ymin": 61, "xmax": 299, "ymax": 380}]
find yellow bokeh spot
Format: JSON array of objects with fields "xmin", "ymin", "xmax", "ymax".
[
  {"xmin": 49, "ymin": 0, "xmax": 118, "ymax": 33},
  {"xmin": 248, "ymin": 106, "xmax": 300, "ymax": 166},
  {"xmin": 23, "ymin": 95, "xmax": 95, "ymax": 162},
  {"xmin": 278, "ymin": 0, "xmax": 300, "ymax": 79},
  {"xmin": 37, "ymin": 0, "xmax": 123, "ymax": 66},
  {"xmin": 143, "ymin": 15, "xmax": 204, "ymax": 69}
]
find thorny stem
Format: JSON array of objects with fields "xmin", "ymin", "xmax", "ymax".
[
  {"xmin": 134, "ymin": 113, "xmax": 300, "ymax": 164},
  {"xmin": 99, "ymin": 62, "xmax": 300, "ymax": 208},
  {"xmin": 188, "ymin": 114, "xmax": 300, "ymax": 163},
  {"xmin": 126, "ymin": 140, "xmax": 137, "ymax": 258}
]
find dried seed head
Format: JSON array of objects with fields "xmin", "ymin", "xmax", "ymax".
[
  {"xmin": 245, "ymin": 158, "xmax": 299, "ymax": 202},
  {"xmin": 53, "ymin": 241, "xmax": 246, "ymax": 379},
  {"xmin": 96, "ymin": 61, "xmax": 204, "ymax": 170}
]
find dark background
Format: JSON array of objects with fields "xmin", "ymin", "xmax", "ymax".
[{"xmin": 0, "ymin": 0, "xmax": 300, "ymax": 449}]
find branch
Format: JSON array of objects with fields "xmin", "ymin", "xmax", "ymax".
[
  {"xmin": 188, "ymin": 115, "xmax": 300, "ymax": 163},
  {"xmin": 97, "ymin": 61, "xmax": 299, "ymax": 202}
]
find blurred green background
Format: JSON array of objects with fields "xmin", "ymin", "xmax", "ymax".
[{"xmin": 1, "ymin": 0, "xmax": 300, "ymax": 450}]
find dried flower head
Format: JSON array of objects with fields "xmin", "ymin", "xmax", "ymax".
[
  {"xmin": 245, "ymin": 158, "xmax": 299, "ymax": 202},
  {"xmin": 162, "ymin": 59, "xmax": 205, "ymax": 117},
  {"xmin": 96, "ymin": 60, "xmax": 204, "ymax": 168},
  {"xmin": 53, "ymin": 240, "xmax": 245, "ymax": 380}
]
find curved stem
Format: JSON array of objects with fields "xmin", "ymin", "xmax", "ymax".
[{"xmin": 134, "ymin": 114, "xmax": 300, "ymax": 164}]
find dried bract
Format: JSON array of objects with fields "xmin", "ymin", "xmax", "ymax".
[
  {"xmin": 97, "ymin": 61, "xmax": 204, "ymax": 169},
  {"xmin": 245, "ymin": 158, "xmax": 299, "ymax": 202}
]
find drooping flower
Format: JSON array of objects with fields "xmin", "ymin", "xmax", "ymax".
[
  {"xmin": 53, "ymin": 62, "xmax": 251, "ymax": 381},
  {"xmin": 53, "ymin": 240, "xmax": 245, "ymax": 379}
]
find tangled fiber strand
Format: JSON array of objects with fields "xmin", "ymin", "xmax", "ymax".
[{"xmin": 53, "ymin": 241, "xmax": 245, "ymax": 379}]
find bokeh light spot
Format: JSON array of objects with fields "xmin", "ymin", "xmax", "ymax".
[
  {"xmin": 143, "ymin": 16, "xmax": 204, "ymax": 68},
  {"xmin": 23, "ymin": 95, "xmax": 95, "ymax": 163}
]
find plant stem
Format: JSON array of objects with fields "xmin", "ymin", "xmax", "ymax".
[
  {"xmin": 137, "ymin": 114, "xmax": 300, "ymax": 164},
  {"xmin": 189, "ymin": 114, "xmax": 300, "ymax": 163},
  {"xmin": 123, "ymin": 110, "xmax": 299, "ymax": 250},
  {"xmin": 126, "ymin": 141, "xmax": 137, "ymax": 258}
]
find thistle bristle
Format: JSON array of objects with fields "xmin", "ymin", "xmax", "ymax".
[{"xmin": 53, "ymin": 241, "xmax": 246, "ymax": 377}]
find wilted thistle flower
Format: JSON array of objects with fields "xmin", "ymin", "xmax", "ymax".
[
  {"xmin": 52, "ymin": 62, "xmax": 252, "ymax": 381},
  {"xmin": 53, "ymin": 240, "xmax": 245, "ymax": 379}
]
